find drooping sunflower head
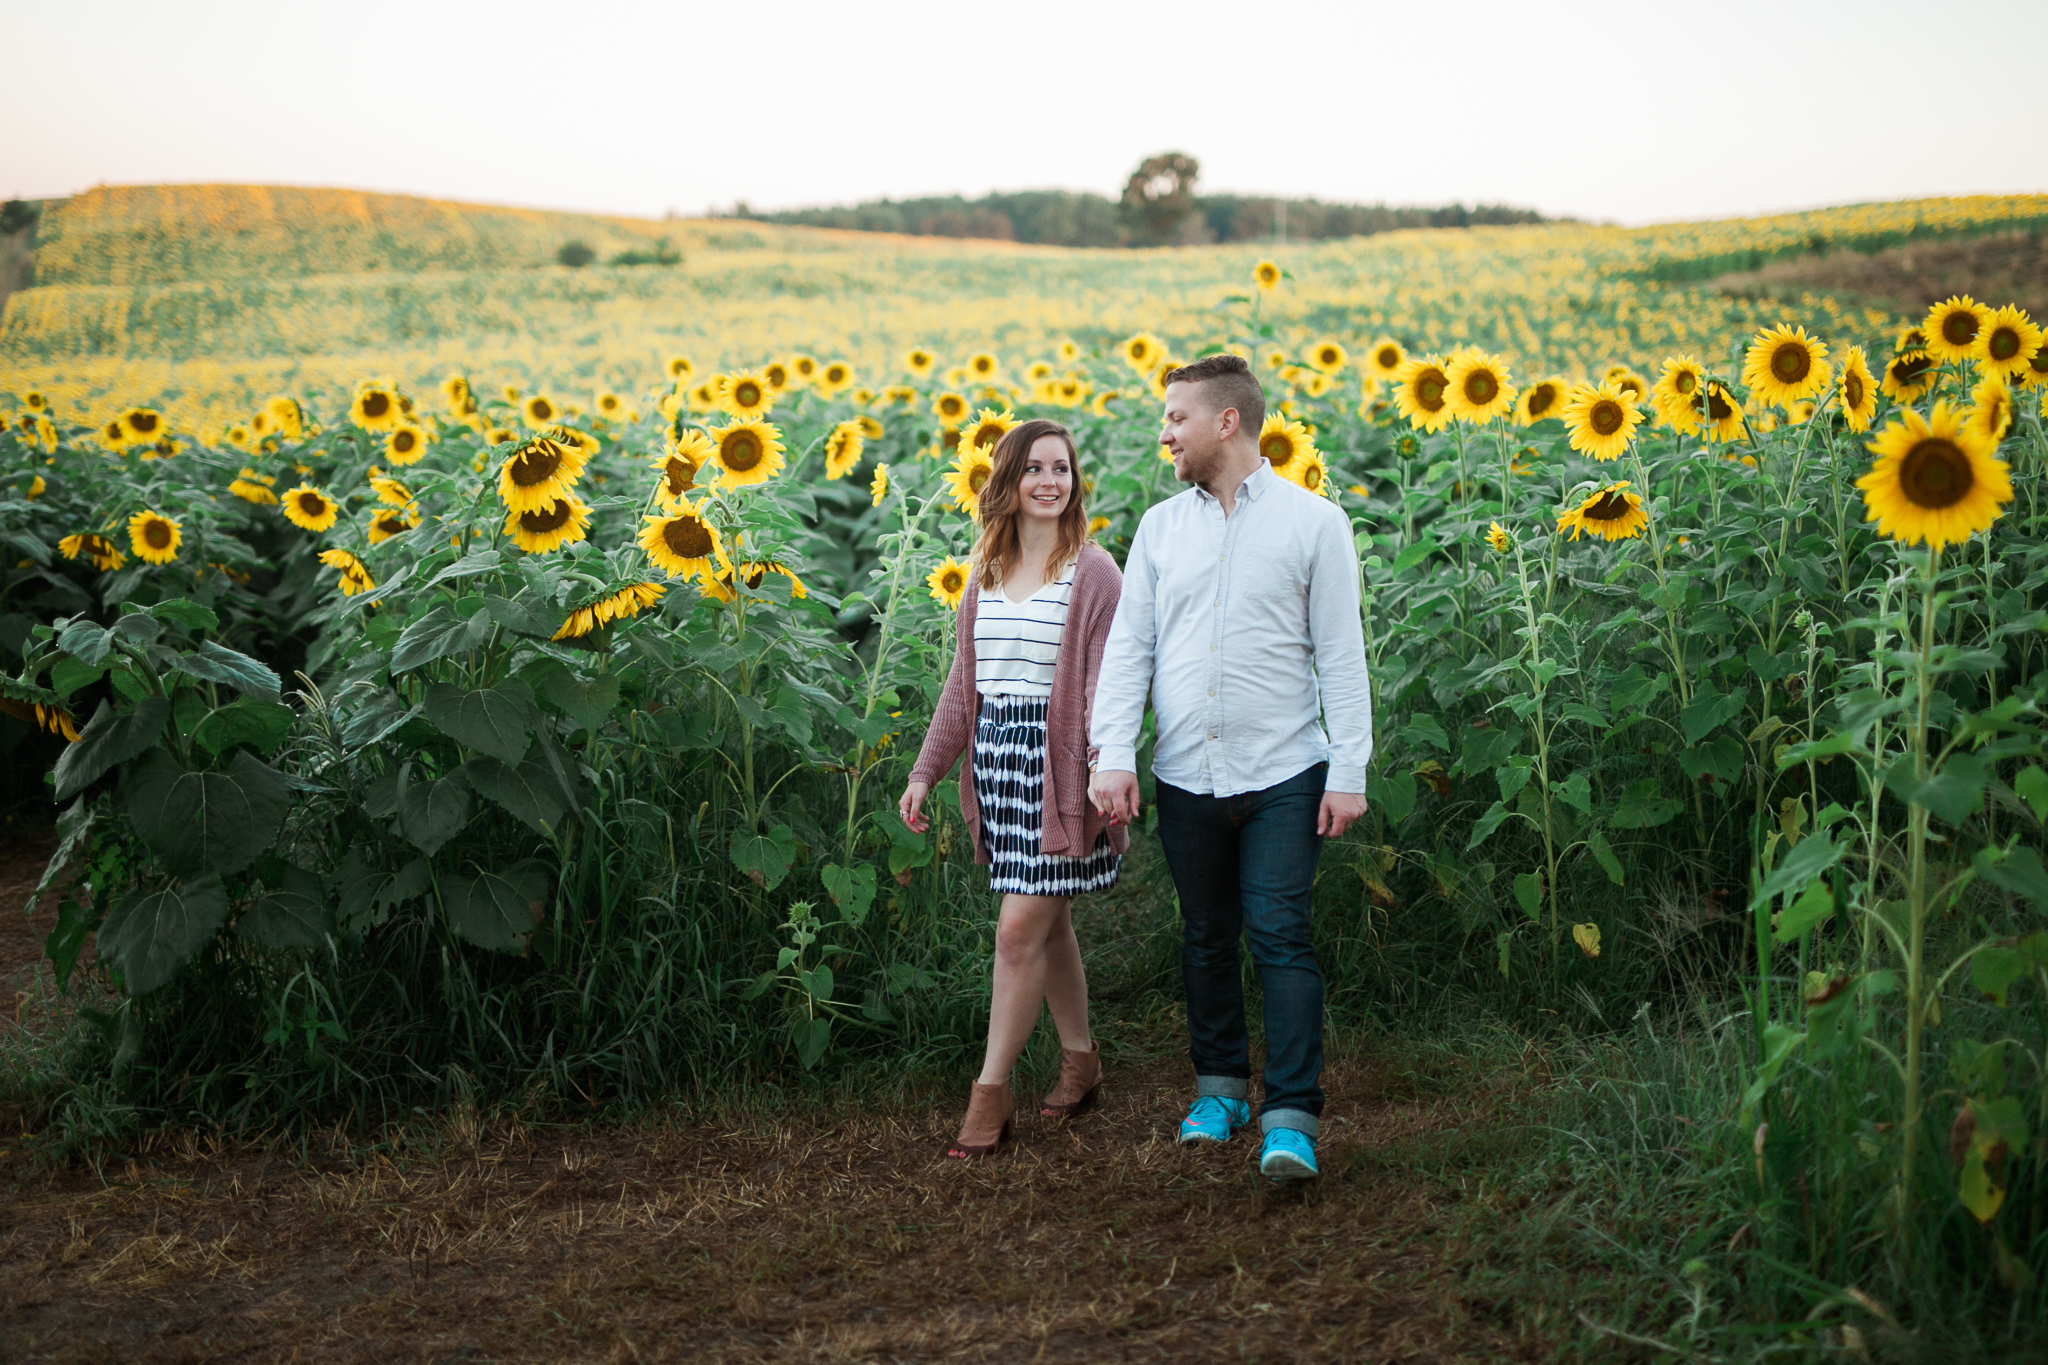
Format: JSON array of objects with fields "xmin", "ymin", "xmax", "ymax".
[
  {"xmin": 1562, "ymin": 382, "xmax": 1645, "ymax": 461},
  {"xmin": 229, "ymin": 476, "xmax": 279, "ymax": 506},
  {"xmin": 351, "ymin": 384, "xmax": 399, "ymax": 432},
  {"xmin": 653, "ymin": 429, "xmax": 712, "ymax": 506},
  {"xmin": 1696, "ymin": 382, "xmax": 1745, "ymax": 442},
  {"xmin": 264, "ymin": 396, "xmax": 304, "ymax": 437},
  {"xmin": 385, "ymin": 424, "xmax": 429, "ymax": 465},
  {"xmin": 1975, "ymin": 305, "xmax": 2041, "ymax": 378},
  {"xmin": 367, "ymin": 505, "xmax": 420, "ymax": 544},
  {"xmin": 318, "ymin": 548, "xmax": 376, "ymax": 597},
  {"xmin": 1741, "ymin": 324, "xmax": 1830, "ymax": 407},
  {"xmin": 1556, "ymin": 482, "xmax": 1648, "ymax": 543},
  {"xmin": 1881, "ymin": 350, "xmax": 1936, "ymax": 403},
  {"xmin": 1839, "ymin": 346, "xmax": 1879, "ymax": 432},
  {"xmin": 857, "ymin": 414, "xmax": 884, "ymax": 440},
  {"xmin": 1445, "ymin": 350, "xmax": 1516, "ymax": 425},
  {"xmin": 60, "ymin": 532, "xmax": 126, "ymax": 571},
  {"xmin": 708, "ymin": 418, "xmax": 786, "ymax": 487},
  {"xmin": 1253, "ymin": 259, "xmax": 1282, "ymax": 291},
  {"xmin": 869, "ymin": 463, "xmax": 889, "ymax": 507},
  {"xmin": 1855, "ymin": 400, "xmax": 2010, "ymax": 550},
  {"xmin": 1924, "ymin": 295, "xmax": 1990, "ymax": 364},
  {"xmin": 521, "ymin": 392, "xmax": 560, "ymax": 429},
  {"xmin": 1257, "ymin": 414, "xmax": 1317, "ymax": 475},
  {"xmin": 498, "ymin": 434, "xmax": 588, "ymax": 512},
  {"xmin": 127, "ymin": 510, "xmax": 183, "ymax": 564},
  {"xmin": 638, "ymin": 504, "xmax": 724, "ymax": 579},
  {"xmin": 505, "ymin": 493, "xmax": 592, "ymax": 554},
  {"xmin": 1651, "ymin": 356, "xmax": 1706, "ymax": 432},
  {"xmin": 945, "ymin": 445, "xmax": 996, "ymax": 518},
  {"xmin": 931, "ymin": 390, "xmax": 970, "ymax": 427},
  {"xmin": 720, "ymin": 369, "xmax": 777, "ymax": 419},
  {"xmin": 960, "ymin": 407, "xmax": 1016, "ymax": 456},
  {"xmin": 904, "ymin": 347, "xmax": 936, "ymax": 378},
  {"xmin": 1966, "ymin": 372, "xmax": 2014, "ymax": 444},
  {"xmin": 281, "ymin": 484, "xmax": 339, "ymax": 532},
  {"xmin": 1308, "ymin": 339, "xmax": 1348, "ymax": 375},
  {"xmin": 927, "ymin": 556, "xmax": 970, "ymax": 608},
  {"xmin": 1894, "ymin": 326, "xmax": 1928, "ymax": 355},
  {"xmin": 1392, "ymin": 355, "xmax": 1454, "ymax": 432},
  {"xmin": 824, "ymin": 420, "xmax": 865, "ymax": 480}
]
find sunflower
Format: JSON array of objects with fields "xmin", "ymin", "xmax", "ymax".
[
  {"xmin": 1445, "ymin": 350, "xmax": 1516, "ymax": 424},
  {"xmin": 759, "ymin": 362, "xmax": 791, "ymax": 393},
  {"xmin": 281, "ymin": 484, "xmax": 339, "ymax": 532},
  {"xmin": 653, "ymin": 429, "xmax": 712, "ymax": 507},
  {"xmin": 1602, "ymin": 367, "xmax": 1651, "ymax": 406},
  {"xmin": 638, "ymin": 503, "xmax": 724, "ymax": 578},
  {"xmin": 1562, "ymin": 383, "xmax": 1644, "ymax": 461},
  {"xmin": 1881, "ymin": 351, "xmax": 1936, "ymax": 403},
  {"xmin": 223, "ymin": 422, "xmax": 252, "ymax": 450},
  {"xmin": 931, "ymin": 390, "xmax": 971, "ymax": 428},
  {"xmin": 1740, "ymin": 324, "xmax": 1830, "ymax": 408},
  {"xmin": 351, "ymin": 384, "xmax": 400, "ymax": 432},
  {"xmin": 228, "ymin": 477, "xmax": 279, "ymax": 505},
  {"xmin": 719, "ymin": 369, "xmax": 777, "ymax": 419},
  {"xmin": 1364, "ymin": 338, "xmax": 1405, "ymax": 381},
  {"xmin": 502, "ymin": 385, "xmax": 523, "ymax": 404},
  {"xmin": 505, "ymin": 494, "xmax": 591, "ymax": 554},
  {"xmin": 384, "ymin": 424, "xmax": 429, "ymax": 465},
  {"xmin": 789, "ymin": 355, "xmax": 818, "ymax": 385},
  {"xmin": 1557, "ymin": 482, "xmax": 1648, "ymax": 542},
  {"xmin": 666, "ymin": 355, "xmax": 696, "ymax": 383},
  {"xmin": 592, "ymin": 389, "xmax": 635, "ymax": 422},
  {"xmin": 1696, "ymin": 383, "xmax": 1745, "ymax": 443},
  {"xmin": 516, "ymin": 392, "xmax": 562, "ymax": 429},
  {"xmin": 960, "ymin": 407, "xmax": 1016, "ymax": 456},
  {"xmin": 1924, "ymin": 295, "xmax": 1990, "ymax": 364},
  {"xmin": 722, "ymin": 561, "xmax": 809, "ymax": 600},
  {"xmin": 98, "ymin": 416, "xmax": 130, "ymax": 450},
  {"xmin": 851, "ymin": 414, "xmax": 883, "ymax": 443},
  {"xmin": 945, "ymin": 444, "xmax": 996, "ymax": 517},
  {"xmin": 814, "ymin": 361, "xmax": 853, "ymax": 397},
  {"xmin": 1856, "ymin": 401, "xmax": 2010, "ymax": 549},
  {"xmin": 867, "ymin": 463, "xmax": 890, "ymax": 507},
  {"xmin": 2018, "ymin": 340, "xmax": 2048, "ymax": 390},
  {"xmin": 60, "ymin": 533, "xmax": 126, "ymax": 571},
  {"xmin": 1500, "ymin": 376, "xmax": 1557, "ymax": 427},
  {"xmin": 441, "ymin": 374, "xmax": 473, "ymax": 413},
  {"xmin": 1974, "ymin": 305, "xmax": 2040, "ymax": 378},
  {"xmin": 28, "ymin": 415, "xmax": 57, "ymax": 454},
  {"xmin": 1486, "ymin": 522, "xmax": 1510, "ymax": 553},
  {"xmin": 1839, "ymin": 346, "xmax": 1878, "ymax": 432},
  {"xmin": 1120, "ymin": 333, "xmax": 1164, "ymax": 374},
  {"xmin": 966, "ymin": 352, "xmax": 999, "ymax": 383},
  {"xmin": 904, "ymin": 347, "xmax": 936, "ymax": 378},
  {"xmin": 1253, "ymin": 259, "xmax": 1281, "ymax": 291},
  {"xmin": 556, "ymin": 582, "xmax": 666, "ymax": 639},
  {"xmin": 1308, "ymin": 339, "xmax": 1348, "ymax": 375},
  {"xmin": 137, "ymin": 436, "xmax": 182, "ymax": 462},
  {"xmin": 824, "ymin": 421, "xmax": 865, "ymax": 480},
  {"xmin": 928, "ymin": 557, "xmax": 970, "ymax": 609},
  {"xmin": 1392, "ymin": 355, "xmax": 1454, "ymax": 432},
  {"xmin": 1965, "ymin": 373, "xmax": 2014, "ymax": 443},
  {"xmin": 318, "ymin": 548, "xmax": 377, "ymax": 597},
  {"xmin": 686, "ymin": 380, "xmax": 721, "ymax": 413},
  {"xmin": 117, "ymin": 407, "xmax": 165, "ymax": 445},
  {"xmin": 1649, "ymin": 356, "xmax": 1706, "ymax": 432},
  {"xmin": 1257, "ymin": 414, "xmax": 1317, "ymax": 478},
  {"xmin": 498, "ymin": 434, "xmax": 588, "ymax": 513},
  {"xmin": 128, "ymin": 509, "xmax": 183, "ymax": 564},
  {"xmin": 708, "ymin": 418, "xmax": 786, "ymax": 487},
  {"xmin": 368, "ymin": 473, "xmax": 413, "ymax": 507},
  {"xmin": 1293, "ymin": 451, "xmax": 1331, "ymax": 496},
  {"xmin": 22, "ymin": 391, "xmax": 45, "ymax": 412},
  {"xmin": 1894, "ymin": 326, "xmax": 1928, "ymax": 355},
  {"xmin": 367, "ymin": 505, "xmax": 420, "ymax": 543},
  {"xmin": 264, "ymin": 396, "xmax": 304, "ymax": 439}
]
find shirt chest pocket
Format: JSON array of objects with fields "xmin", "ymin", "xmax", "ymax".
[{"xmin": 1234, "ymin": 541, "xmax": 1306, "ymax": 607}]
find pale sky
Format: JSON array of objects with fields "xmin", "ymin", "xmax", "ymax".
[{"xmin": 6, "ymin": 0, "xmax": 2045, "ymax": 227}]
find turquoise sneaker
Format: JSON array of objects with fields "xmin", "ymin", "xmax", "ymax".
[
  {"xmin": 1259, "ymin": 1127, "xmax": 1318, "ymax": 1181},
  {"xmin": 1178, "ymin": 1095, "xmax": 1251, "ymax": 1144}
]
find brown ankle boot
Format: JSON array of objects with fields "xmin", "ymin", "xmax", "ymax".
[
  {"xmin": 945, "ymin": 1081, "xmax": 1014, "ymax": 1158},
  {"xmin": 1039, "ymin": 1041, "xmax": 1102, "ymax": 1118}
]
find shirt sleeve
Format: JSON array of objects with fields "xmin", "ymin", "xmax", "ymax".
[
  {"xmin": 1089, "ymin": 516, "xmax": 1158, "ymax": 775},
  {"xmin": 1307, "ymin": 503, "xmax": 1374, "ymax": 793}
]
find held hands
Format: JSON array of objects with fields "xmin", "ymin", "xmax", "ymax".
[
  {"xmin": 1088, "ymin": 770, "xmax": 1141, "ymax": 826},
  {"xmin": 1318, "ymin": 790, "xmax": 1368, "ymax": 839},
  {"xmin": 898, "ymin": 780, "xmax": 932, "ymax": 834}
]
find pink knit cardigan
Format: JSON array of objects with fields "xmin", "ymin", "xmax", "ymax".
[{"xmin": 907, "ymin": 543, "xmax": 1130, "ymax": 865}]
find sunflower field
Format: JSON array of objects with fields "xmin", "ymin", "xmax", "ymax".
[{"xmin": 3, "ymin": 189, "xmax": 2048, "ymax": 1352}]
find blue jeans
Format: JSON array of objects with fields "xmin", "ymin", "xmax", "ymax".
[{"xmin": 1154, "ymin": 762, "xmax": 1326, "ymax": 1136}]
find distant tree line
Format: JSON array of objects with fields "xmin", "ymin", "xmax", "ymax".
[{"xmin": 728, "ymin": 153, "xmax": 1548, "ymax": 248}]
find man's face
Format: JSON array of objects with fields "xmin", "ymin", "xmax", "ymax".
[{"xmin": 1160, "ymin": 381, "xmax": 1231, "ymax": 485}]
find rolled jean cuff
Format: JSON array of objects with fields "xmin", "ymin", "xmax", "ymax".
[
  {"xmin": 1260, "ymin": 1108, "xmax": 1319, "ymax": 1139},
  {"xmin": 1196, "ymin": 1075, "xmax": 1250, "ymax": 1100}
]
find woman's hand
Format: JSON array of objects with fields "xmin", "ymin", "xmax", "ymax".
[{"xmin": 899, "ymin": 780, "xmax": 932, "ymax": 833}]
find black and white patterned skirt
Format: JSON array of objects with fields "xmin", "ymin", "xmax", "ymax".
[{"xmin": 973, "ymin": 694, "xmax": 1121, "ymax": 897}]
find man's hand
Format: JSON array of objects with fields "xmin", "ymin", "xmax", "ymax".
[
  {"xmin": 1089, "ymin": 769, "xmax": 1141, "ymax": 826},
  {"xmin": 1317, "ymin": 790, "xmax": 1367, "ymax": 839}
]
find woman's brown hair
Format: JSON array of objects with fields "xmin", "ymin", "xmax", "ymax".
[{"xmin": 973, "ymin": 418, "xmax": 1090, "ymax": 591}]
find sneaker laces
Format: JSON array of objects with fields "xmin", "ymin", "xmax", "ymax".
[{"xmin": 1185, "ymin": 1095, "xmax": 1240, "ymax": 1127}]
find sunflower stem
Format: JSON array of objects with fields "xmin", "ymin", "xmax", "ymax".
[{"xmin": 1898, "ymin": 541, "xmax": 1941, "ymax": 1228}]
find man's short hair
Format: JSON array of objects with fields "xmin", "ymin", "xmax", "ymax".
[{"xmin": 1163, "ymin": 353, "xmax": 1265, "ymax": 436}]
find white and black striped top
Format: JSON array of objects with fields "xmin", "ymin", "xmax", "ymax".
[{"xmin": 974, "ymin": 562, "xmax": 1075, "ymax": 698}]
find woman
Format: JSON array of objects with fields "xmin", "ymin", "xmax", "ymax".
[{"xmin": 901, "ymin": 418, "xmax": 1128, "ymax": 1159}]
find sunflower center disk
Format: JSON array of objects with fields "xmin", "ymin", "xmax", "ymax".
[
  {"xmin": 1988, "ymin": 330, "xmax": 2019, "ymax": 361},
  {"xmin": 1899, "ymin": 441, "xmax": 1974, "ymax": 508},
  {"xmin": 663, "ymin": 519, "xmax": 712, "ymax": 557},
  {"xmin": 523, "ymin": 503, "xmax": 572, "ymax": 531},
  {"xmin": 511, "ymin": 443, "xmax": 564, "ymax": 486},
  {"xmin": 735, "ymin": 383, "xmax": 761, "ymax": 407},
  {"xmin": 299, "ymin": 494, "xmax": 324, "ymax": 514},
  {"xmin": 1591, "ymin": 403, "xmax": 1624, "ymax": 436},
  {"xmin": 1418, "ymin": 377, "xmax": 1446, "ymax": 408},
  {"xmin": 664, "ymin": 457, "xmax": 696, "ymax": 493},
  {"xmin": 363, "ymin": 394, "xmax": 389, "ymax": 418},
  {"xmin": 144, "ymin": 522, "xmax": 171, "ymax": 548},
  {"xmin": 1771, "ymin": 345, "xmax": 1811, "ymax": 384},
  {"xmin": 1587, "ymin": 494, "xmax": 1630, "ymax": 521},
  {"xmin": 1262, "ymin": 437, "xmax": 1292, "ymax": 466},
  {"xmin": 723, "ymin": 435, "xmax": 762, "ymax": 471},
  {"xmin": 1466, "ymin": 374, "xmax": 1496, "ymax": 404},
  {"xmin": 1943, "ymin": 315, "xmax": 1979, "ymax": 346}
]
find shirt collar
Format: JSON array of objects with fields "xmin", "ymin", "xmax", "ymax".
[{"xmin": 1194, "ymin": 458, "xmax": 1274, "ymax": 506}]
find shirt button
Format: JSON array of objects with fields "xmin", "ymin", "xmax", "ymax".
[
  {"xmin": 1218, "ymin": 555, "xmax": 1226, "ymax": 562},
  {"xmin": 1210, "ymin": 644, "xmax": 1216, "ymax": 652},
  {"xmin": 1208, "ymin": 689, "xmax": 1215, "ymax": 697}
]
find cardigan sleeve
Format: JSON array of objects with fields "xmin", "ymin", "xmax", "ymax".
[
  {"xmin": 1077, "ymin": 549, "xmax": 1121, "ymax": 765},
  {"xmin": 908, "ymin": 596, "xmax": 976, "ymax": 788}
]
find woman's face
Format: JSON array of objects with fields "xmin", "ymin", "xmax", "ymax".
[{"xmin": 1017, "ymin": 434, "xmax": 1073, "ymax": 523}]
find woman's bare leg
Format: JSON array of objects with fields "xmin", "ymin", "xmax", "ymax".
[
  {"xmin": 1039, "ymin": 902, "xmax": 1092, "ymax": 1051},
  {"xmin": 975, "ymin": 893, "xmax": 1074, "ymax": 1085}
]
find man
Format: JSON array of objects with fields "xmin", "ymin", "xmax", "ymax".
[{"xmin": 1088, "ymin": 353, "xmax": 1372, "ymax": 1182}]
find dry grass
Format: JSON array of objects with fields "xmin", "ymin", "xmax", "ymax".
[{"xmin": 1715, "ymin": 228, "xmax": 2048, "ymax": 319}]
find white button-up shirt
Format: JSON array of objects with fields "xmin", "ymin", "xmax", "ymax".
[{"xmin": 1092, "ymin": 459, "xmax": 1374, "ymax": 796}]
